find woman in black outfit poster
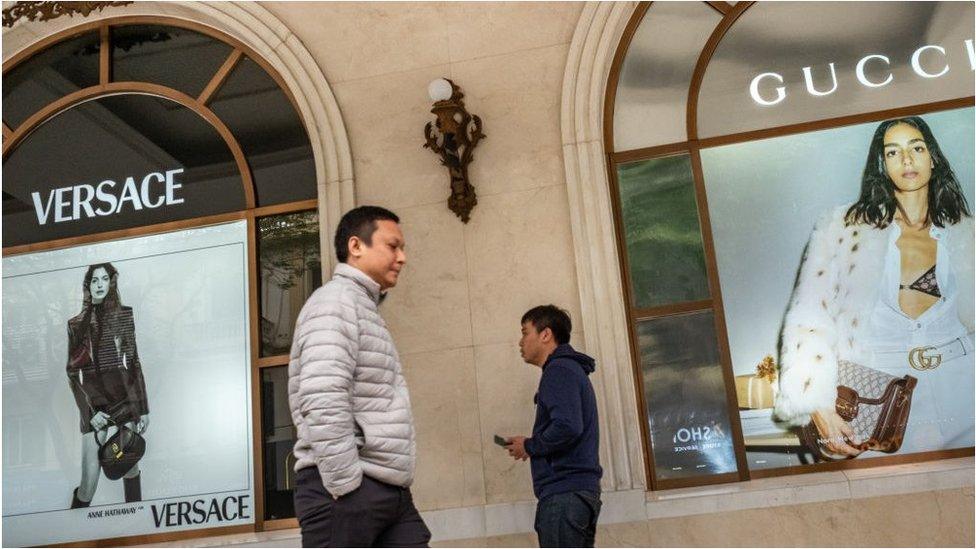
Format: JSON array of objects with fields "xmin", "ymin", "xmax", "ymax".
[{"xmin": 66, "ymin": 263, "xmax": 149, "ymax": 508}]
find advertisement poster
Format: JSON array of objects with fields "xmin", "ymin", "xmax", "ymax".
[
  {"xmin": 702, "ymin": 108, "xmax": 975, "ymax": 470},
  {"xmin": 2, "ymin": 221, "xmax": 253, "ymax": 546}
]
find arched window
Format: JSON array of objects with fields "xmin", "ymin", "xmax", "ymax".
[
  {"xmin": 2, "ymin": 18, "xmax": 322, "ymax": 543},
  {"xmin": 606, "ymin": 1, "xmax": 974, "ymax": 490}
]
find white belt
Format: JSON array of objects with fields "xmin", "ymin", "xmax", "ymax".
[{"xmin": 869, "ymin": 335, "xmax": 974, "ymax": 371}]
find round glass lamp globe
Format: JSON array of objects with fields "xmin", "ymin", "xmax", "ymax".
[{"xmin": 428, "ymin": 78, "xmax": 454, "ymax": 102}]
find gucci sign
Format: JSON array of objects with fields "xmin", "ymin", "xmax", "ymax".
[{"xmin": 749, "ymin": 39, "xmax": 975, "ymax": 106}]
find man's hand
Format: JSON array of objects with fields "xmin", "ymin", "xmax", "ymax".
[{"xmin": 506, "ymin": 435, "xmax": 530, "ymax": 461}]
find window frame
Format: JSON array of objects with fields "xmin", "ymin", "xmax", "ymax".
[
  {"xmin": 1, "ymin": 16, "xmax": 318, "ymax": 542},
  {"xmin": 605, "ymin": 1, "xmax": 976, "ymax": 491}
]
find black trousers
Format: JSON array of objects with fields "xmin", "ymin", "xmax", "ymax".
[{"xmin": 294, "ymin": 466, "xmax": 431, "ymax": 548}]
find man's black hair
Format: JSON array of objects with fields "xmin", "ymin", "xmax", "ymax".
[
  {"xmin": 521, "ymin": 305, "xmax": 572, "ymax": 345},
  {"xmin": 334, "ymin": 206, "xmax": 400, "ymax": 263}
]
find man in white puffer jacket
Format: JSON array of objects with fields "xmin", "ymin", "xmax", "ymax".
[{"xmin": 288, "ymin": 206, "xmax": 430, "ymax": 548}]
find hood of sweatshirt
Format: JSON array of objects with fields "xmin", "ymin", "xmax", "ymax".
[{"xmin": 543, "ymin": 343, "xmax": 595, "ymax": 375}]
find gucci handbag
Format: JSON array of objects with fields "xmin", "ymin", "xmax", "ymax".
[{"xmin": 800, "ymin": 360, "xmax": 917, "ymax": 461}]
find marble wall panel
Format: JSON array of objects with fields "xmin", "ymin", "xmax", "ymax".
[
  {"xmin": 382, "ymin": 201, "xmax": 473, "ymax": 356},
  {"xmin": 463, "ymin": 185, "xmax": 583, "ymax": 347},
  {"xmin": 402, "ymin": 347, "xmax": 486, "ymax": 511},
  {"xmin": 451, "ymin": 45, "xmax": 571, "ymax": 199},
  {"xmin": 446, "ymin": 2, "xmax": 582, "ymax": 63},
  {"xmin": 265, "ymin": 2, "xmax": 451, "ymax": 83}
]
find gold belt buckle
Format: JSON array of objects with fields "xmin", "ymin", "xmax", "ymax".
[{"xmin": 909, "ymin": 346, "xmax": 942, "ymax": 371}]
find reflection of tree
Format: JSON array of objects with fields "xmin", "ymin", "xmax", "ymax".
[{"xmin": 259, "ymin": 212, "xmax": 320, "ymax": 355}]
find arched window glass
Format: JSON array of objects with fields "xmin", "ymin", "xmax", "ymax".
[
  {"xmin": 697, "ymin": 1, "xmax": 974, "ymax": 138},
  {"xmin": 3, "ymin": 23, "xmax": 319, "ymax": 246},
  {"xmin": 210, "ymin": 57, "xmax": 317, "ymax": 206},
  {"xmin": 607, "ymin": 2, "xmax": 975, "ymax": 490},
  {"xmin": 613, "ymin": 1, "xmax": 720, "ymax": 150},
  {"xmin": 3, "ymin": 94, "xmax": 245, "ymax": 246},
  {"xmin": 112, "ymin": 25, "xmax": 235, "ymax": 98},
  {"xmin": 2, "ymin": 19, "xmax": 323, "ymax": 536},
  {"xmin": 2, "ymin": 31, "xmax": 100, "ymax": 128}
]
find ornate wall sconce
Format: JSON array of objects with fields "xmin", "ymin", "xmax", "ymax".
[{"xmin": 423, "ymin": 78, "xmax": 485, "ymax": 223}]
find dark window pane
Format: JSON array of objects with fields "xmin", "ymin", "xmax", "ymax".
[
  {"xmin": 3, "ymin": 94, "xmax": 246, "ymax": 246},
  {"xmin": 259, "ymin": 210, "xmax": 322, "ymax": 357},
  {"xmin": 209, "ymin": 56, "xmax": 316, "ymax": 206},
  {"xmin": 617, "ymin": 155, "xmax": 709, "ymax": 309},
  {"xmin": 112, "ymin": 25, "xmax": 234, "ymax": 99},
  {"xmin": 2, "ymin": 32, "xmax": 100, "ymax": 129},
  {"xmin": 261, "ymin": 366, "xmax": 297, "ymax": 521},
  {"xmin": 637, "ymin": 311, "xmax": 738, "ymax": 481}
]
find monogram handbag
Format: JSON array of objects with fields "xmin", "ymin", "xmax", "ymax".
[{"xmin": 799, "ymin": 360, "xmax": 917, "ymax": 461}]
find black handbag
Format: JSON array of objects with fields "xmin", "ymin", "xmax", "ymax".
[{"xmin": 95, "ymin": 404, "xmax": 146, "ymax": 480}]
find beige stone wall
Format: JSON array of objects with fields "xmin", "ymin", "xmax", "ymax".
[
  {"xmin": 434, "ymin": 488, "xmax": 976, "ymax": 548},
  {"xmin": 262, "ymin": 1, "xmax": 587, "ymax": 511}
]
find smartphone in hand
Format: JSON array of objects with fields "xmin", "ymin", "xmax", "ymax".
[{"xmin": 493, "ymin": 434, "xmax": 509, "ymax": 447}]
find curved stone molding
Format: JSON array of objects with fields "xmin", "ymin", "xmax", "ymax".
[
  {"xmin": 561, "ymin": 1, "xmax": 645, "ymax": 491},
  {"xmin": 2, "ymin": 0, "xmax": 354, "ymax": 271}
]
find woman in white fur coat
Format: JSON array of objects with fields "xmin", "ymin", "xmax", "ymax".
[{"xmin": 775, "ymin": 116, "xmax": 974, "ymax": 459}]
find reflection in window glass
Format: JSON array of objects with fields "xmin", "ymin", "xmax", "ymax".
[
  {"xmin": 698, "ymin": 1, "xmax": 975, "ymax": 138},
  {"xmin": 112, "ymin": 25, "xmax": 234, "ymax": 99},
  {"xmin": 637, "ymin": 311, "xmax": 738, "ymax": 481},
  {"xmin": 210, "ymin": 57, "xmax": 316, "ymax": 206},
  {"xmin": 2, "ymin": 32, "xmax": 100, "ymax": 129},
  {"xmin": 258, "ymin": 210, "xmax": 322, "ymax": 357},
  {"xmin": 3, "ymin": 94, "xmax": 246, "ymax": 247},
  {"xmin": 617, "ymin": 155, "xmax": 709, "ymax": 309},
  {"xmin": 261, "ymin": 366, "xmax": 297, "ymax": 520},
  {"xmin": 613, "ymin": 1, "xmax": 721, "ymax": 151}
]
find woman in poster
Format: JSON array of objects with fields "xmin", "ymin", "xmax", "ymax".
[
  {"xmin": 775, "ymin": 116, "xmax": 974, "ymax": 458},
  {"xmin": 66, "ymin": 263, "xmax": 150, "ymax": 508}
]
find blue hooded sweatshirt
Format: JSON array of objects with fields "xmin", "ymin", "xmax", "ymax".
[{"xmin": 523, "ymin": 344, "xmax": 603, "ymax": 500}]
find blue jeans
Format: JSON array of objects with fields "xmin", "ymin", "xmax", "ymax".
[{"xmin": 534, "ymin": 490, "xmax": 601, "ymax": 548}]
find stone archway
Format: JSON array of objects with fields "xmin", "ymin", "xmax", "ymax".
[{"xmin": 561, "ymin": 1, "xmax": 646, "ymax": 492}]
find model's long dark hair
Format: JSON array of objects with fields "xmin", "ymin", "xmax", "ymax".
[
  {"xmin": 70, "ymin": 263, "xmax": 122, "ymax": 351},
  {"xmin": 845, "ymin": 116, "xmax": 971, "ymax": 228}
]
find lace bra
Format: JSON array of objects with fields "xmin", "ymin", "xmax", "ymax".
[{"xmin": 900, "ymin": 265, "xmax": 941, "ymax": 298}]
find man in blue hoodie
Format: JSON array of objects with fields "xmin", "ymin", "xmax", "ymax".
[{"xmin": 505, "ymin": 305, "xmax": 603, "ymax": 548}]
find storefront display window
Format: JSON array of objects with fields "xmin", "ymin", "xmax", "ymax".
[
  {"xmin": 607, "ymin": 1, "xmax": 974, "ymax": 488},
  {"xmin": 2, "ymin": 17, "xmax": 320, "ymax": 545}
]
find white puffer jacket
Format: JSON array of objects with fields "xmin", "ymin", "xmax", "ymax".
[
  {"xmin": 775, "ymin": 205, "xmax": 974, "ymax": 426},
  {"xmin": 288, "ymin": 263, "xmax": 416, "ymax": 498}
]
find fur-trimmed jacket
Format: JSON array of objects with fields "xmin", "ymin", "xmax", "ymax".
[
  {"xmin": 288, "ymin": 263, "xmax": 416, "ymax": 498},
  {"xmin": 774, "ymin": 205, "xmax": 974, "ymax": 426}
]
